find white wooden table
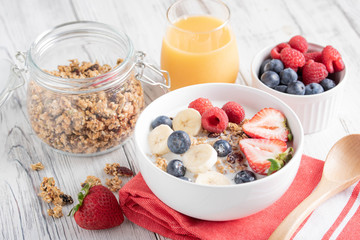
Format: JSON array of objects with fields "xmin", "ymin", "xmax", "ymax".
[{"xmin": 1, "ymin": 0, "xmax": 359, "ymax": 239}]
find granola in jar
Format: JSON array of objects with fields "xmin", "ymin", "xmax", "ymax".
[{"xmin": 27, "ymin": 59, "xmax": 145, "ymax": 155}]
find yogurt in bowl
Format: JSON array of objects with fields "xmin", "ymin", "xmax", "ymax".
[{"xmin": 134, "ymin": 83, "xmax": 304, "ymax": 221}]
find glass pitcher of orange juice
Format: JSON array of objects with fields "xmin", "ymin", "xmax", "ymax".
[{"xmin": 161, "ymin": 0, "xmax": 239, "ymax": 91}]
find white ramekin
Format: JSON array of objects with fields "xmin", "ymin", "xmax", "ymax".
[{"xmin": 251, "ymin": 43, "xmax": 347, "ymax": 134}]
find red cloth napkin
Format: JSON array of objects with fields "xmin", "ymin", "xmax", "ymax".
[{"xmin": 118, "ymin": 155, "xmax": 360, "ymax": 240}]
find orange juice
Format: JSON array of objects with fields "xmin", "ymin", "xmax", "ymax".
[{"xmin": 161, "ymin": 15, "xmax": 239, "ymax": 90}]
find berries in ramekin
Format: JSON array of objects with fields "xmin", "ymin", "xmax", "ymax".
[{"xmin": 259, "ymin": 35, "xmax": 344, "ymax": 95}]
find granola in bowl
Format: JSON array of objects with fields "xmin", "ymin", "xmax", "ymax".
[{"xmin": 27, "ymin": 59, "xmax": 145, "ymax": 155}]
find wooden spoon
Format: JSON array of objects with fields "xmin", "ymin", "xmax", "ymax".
[{"xmin": 269, "ymin": 134, "xmax": 360, "ymax": 240}]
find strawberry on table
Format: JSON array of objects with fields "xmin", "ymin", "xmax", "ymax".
[
  {"xmin": 69, "ymin": 184, "xmax": 124, "ymax": 230},
  {"xmin": 242, "ymin": 108, "xmax": 292, "ymax": 142},
  {"xmin": 239, "ymin": 138, "xmax": 293, "ymax": 175}
]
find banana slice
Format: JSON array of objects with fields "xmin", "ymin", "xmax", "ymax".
[
  {"xmin": 182, "ymin": 144, "xmax": 217, "ymax": 173},
  {"xmin": 195, "ymin": 171, "xmax": 231, "ymax": 185},
  {"xmin": 148, "ymin": 125, "xmax": 173, "ymax": 155},
  {"xmin": 173, "ymin": 108, "xmax": 202, "ymax": 136}
]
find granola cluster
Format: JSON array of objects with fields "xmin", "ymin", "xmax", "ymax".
[
  {"xmin": 81, "ymin": 175, "xmax": 102, "ymax": 188},
  {"xmin": 104, "ymin": 163, "xmax": 134, "ymax": 192},
  {"xmin": 31, "ymin": 162, "xmax": 45, "ymax": 171},
  {"xmin": 27, "ymin": 59, "xmax": 144, "ymax": 154},
  {"xmin": 39, "ymin": 177, "xmax": 73, "ymax": 218}
]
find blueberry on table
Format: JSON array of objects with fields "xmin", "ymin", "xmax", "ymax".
[
  {"xmin": 264, "ymin": 59, "xmax": 284, "ymax": 74},
  {"xmin": 213, "ymin": 139, "xmax": 232, "ymax": 157},
  {"xmin": 167, "ymin": 159, "xmax": 186, "ymax": 177},
  {"xmin": 286, "ymin": 81, "xmax": 305, "ymax": 95},
  {"xmin": 167, "ymin": 130, "xmax": 191, "ymax": 154},
  {"xmin": 320, "ymin": 78, "xmax": 336, "ymax": 91},
  {"xmin": 151, "ymin": 115, "xmax": 172, "ymax": 129},
  {"xmin": 260, "ymin": 71, "xmax": 280, "ymax": 88},
  {"xmin": 274, "ymin": 85, "xmax": 288, "ymax": 93},
  {"xmin": 280, "ymin": 68, "xmax": 298, "ymax": 85},
  {"xmin": 305, "ymin": 83, "xmax": 324, "ymax": 95},
  {"xmin": 259, "ymin": 59, "xmax": 271, "ymax": 77},
  {"xmin": 234, "ymin": 170, "xmax": 257, "ymax": 184}
]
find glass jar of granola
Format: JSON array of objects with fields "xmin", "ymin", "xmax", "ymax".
[{"xmin": 19, "ymin": 21, "xmax": 170, "ymax": 156}]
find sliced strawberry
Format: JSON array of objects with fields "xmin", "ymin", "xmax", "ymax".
[
  {"xmin": 242, "ymin": 108, "xmax": 291, "ymax": 141},
  {"xmin": 239, "ymin": 139, "xmax": 293, "ymax": 175}
]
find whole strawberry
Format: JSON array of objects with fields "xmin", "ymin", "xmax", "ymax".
[{"xmin": 69, "ymin": 184, "xmax": 124, "ymax": 230}]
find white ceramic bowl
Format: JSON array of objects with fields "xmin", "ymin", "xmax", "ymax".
[
  {"xmin": 134, "ymin": 83, "xmax": 304, "ymax": 221},
  {"xmin": 251, "ymin": 43, "xmax": 347, "ymax": 134}
]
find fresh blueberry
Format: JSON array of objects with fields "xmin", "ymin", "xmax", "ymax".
[
  {"xmin": 286, "ymin": 81, "xmax": 305, "ymax": 95},
  {"xmin": 274, "ymin": 85, "xmax": 288, "ymax": 93},
  {"xmin": 305, "ymin": 83, "xmax": 324, "ymax": 95},
  {"xmin": 259, "ymin": 59, "xmax": 271, "ymax": 77},
  {"xmin": 179, "ymin": 176, "xmax": 192, "ymax": 182},
  {"xmin": 280, "ymin": 68, "xmax": 298, "ymax": 85},
  {"xmin": 166, "ymin": 159, "xmax": 186, "ymax": 177},
  {"xmin": 234, "ymin": 170, "xmax": 257, "ymax": 184},
  {"xmin": 213, "ymin": 140, "xmax": 232, "ymax": 157},
  {"xmin": 167, "ymin": 130, "xmax": 191, "ymax": 154},
  {"xmin": 264, "ymin": 59, "xmax": 284, "ymax": 74},
  {"xmin": 320, "ymin": 78, "xmax": 336, "ymax": 91},
  {"xmin": 151, "ymin": 115, "xmax": 172, "ymax": 129},
  {"xmin": 260, "ymin": 71, "xmax": 280, "ymax": 88}
]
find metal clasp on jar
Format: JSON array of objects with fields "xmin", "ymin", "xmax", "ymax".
[
  {"xmin": 135, "ymin": 51, "xmax": 171, "ymax": 89},
  {"xmin": 0, "ymin": 52, "xmax": 26, "ymax": 109}
]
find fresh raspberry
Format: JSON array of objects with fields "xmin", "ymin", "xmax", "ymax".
[
  {"xmin": 302, "ymin": 60, "xmax": 328, "ymax": 85},
  {"xmin": 288, "ymin": 35, "xmax": 308, "ymax": 53},
  {"xmin": 322, "ymin": 45, "xmax": 345, "ymax": 73},
  {"xmin": 201, "ymin": 107, "xmax": 229, "ymax": 133},
  {"xmin": 222, "ymin": 101, "xmax": 245, "ymax": 124},
  {"xmin": 304, "ymin": 51, "xmax": 322, "ymax": 63},
  {"xmin": 188, "ymin": 97, "xmax": 213, "ymax": 115},
  {"xmin": 270, "ymin": 43, "xmax": 291, "ymax": 59},
  {"xmin": 280, "ymin": 47, "xmax": 306, "ymax": 71}
]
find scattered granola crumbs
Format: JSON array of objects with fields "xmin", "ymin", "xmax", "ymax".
[
  {"xmin": 81, "ymin": 176, "xmax": 102, "ymax": 188},
  {"xmin": 31, "ymin": 162, "xmax": 44, "ymax": 171},
  {"xmin": 38, "ymin": 177, "xmax": 72, "ymax": 218},
  {"xmin": 104, "ymin": 163, "xmax": 133, "ymax": 177},
  {"xmin": 47, "ymin": 205, "xmax": 63, "ymax": 218},
  {"xmin": 106, "ymin": 175, "xmax": 123, "ymax": 192},
  {"xmin": 28, "ymin": 59, "xmax": 145, "ymax": 154},
  {"xmin": 155, "ymin": 157, "xmax": 167, "ymax": 171}
]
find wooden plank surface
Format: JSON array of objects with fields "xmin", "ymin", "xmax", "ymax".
[{"xmin": 0, "ymin": 0, "xmax": 359, "ymax": 239}]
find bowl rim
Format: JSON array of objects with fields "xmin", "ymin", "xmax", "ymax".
[
  {"xmin": 134, "ymin": 83, "xmax": 304, "ymax": 189},
  {"xmin": 251, "ymin": 42, "xmax": 347, "ymax": 99}
]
